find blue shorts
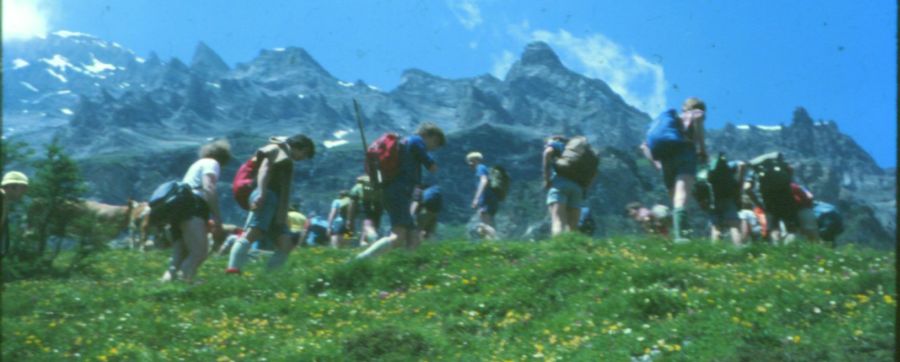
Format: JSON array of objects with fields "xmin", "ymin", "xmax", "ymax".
[
  {"xmin": 384, "ymin": 182, "xmax": 415, "ymax": 228},
  {"xmin": 246, "ymin": 188, "xmax": 289, "ymax": 240},
  {"xmin": 478, "ymin": 193, "xmax": 500, "ymax": 216},
  {"xmin": 330, "ymin": 217, "xmax": 347, "ymax": 234},
  {"xmin": 661, "ymin": 145, "xmax": 697, "ymax": 190},
  {"xmin": 546, "ymin": 176, "xmax": 584, "ymax": 207},
  {"xmin": 709, "ymin": 199, "xmax": 740, "ymax": 227}
]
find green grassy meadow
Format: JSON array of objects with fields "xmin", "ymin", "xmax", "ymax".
[{"xmin": 2, "ymin": 235, "xmax": 895, "ymax": 361}]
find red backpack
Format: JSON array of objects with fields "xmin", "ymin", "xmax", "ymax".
[
  {"xmin": 365, "ymin": 133, "xmax": 402, "ymax": 186},
  {"xmin": 232, "ymin": 156, "xmax": 259, "ymax": 210}
]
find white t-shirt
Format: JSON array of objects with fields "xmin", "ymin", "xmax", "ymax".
[{"xmin": 182, "ymin": 158, "xmax": 220, "ymax": 196}]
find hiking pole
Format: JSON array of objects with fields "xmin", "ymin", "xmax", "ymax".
[{"xmin": 353, "ymin": 99, "xmax": 381, "ymax": 185}]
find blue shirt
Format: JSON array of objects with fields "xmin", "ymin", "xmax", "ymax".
[
  {"xmin": 546, "ymin": 140, "xmax": 565, "ymax": 175},
  {"xmin": 474, "ymin": 164, "xmax": 494, "ymax": 200},
  {"xmin": 397, "ymin": 135, "xmax": 436, "ymax": 186}
]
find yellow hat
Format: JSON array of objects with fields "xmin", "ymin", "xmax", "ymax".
[{"xmin": 2, "ymin": 171, "xmax": 29, "ymax": 186}]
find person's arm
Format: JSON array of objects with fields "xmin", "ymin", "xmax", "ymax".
[
  {"xmin": 472, "ymin": 174, "xmax": 489, "ymax": 209},
  {"xmin": 735, "ymin": 162, "xmax": 747, "ymax": 199},
  {"xmin": 640, "ymin": 143, "xmax": 661, "ymax": 170},
  {"xmin": 252, "ymin": 153, "xmax": 272, "ymax": 210},
  {"xmin": 542, "ymin": 147, "xmax": 554, "ymax": 189},
  {"xmin": 327, "ymin": 203, "xmax": 338, "ymax": 236},
  {"xmin": 202, "ymin": 172, "xmax": 224, "ymax": 235},
  {"xmin": 277, "ymin": 164, "xmax": 292, "ymax": 225},
  {"xmin": 692, "ymin": 114, "xmax": 707, "ymax": 161}
]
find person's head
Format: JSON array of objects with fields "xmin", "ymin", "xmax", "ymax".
[
  {"xmin": 465, "ymin": 151, "xmax": 483, "ymax": 169},
  {"xmin": 285, "ymin": 134, "xmax": 316, "ymax": 161},
  {"xmin": 2, "ymin": 171, "xmax": 29, "ymax": 201},
  {"xmin": 357, "ymin": 175, "xmax": 370, "ymax": 184},
  {"xmin": 199, "ymin": 139, "xmax": 233, "ymax": 165},
  {"xmin": 682, "ymin": 97, "xmax": 706, "ymax": 121},
  {"xmin": 416, "ymin": 122, "xmax": 446, "ymax": 151}
]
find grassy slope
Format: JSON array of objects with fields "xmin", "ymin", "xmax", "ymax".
[{"xmin": 2, "ymin": 235, "xmax": 895, "ymax": 361}]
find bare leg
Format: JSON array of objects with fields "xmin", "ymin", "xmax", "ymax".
[
  {"xmin": 178, "ymin": 217, "xmax": 209, "ymax": 283},
  {"xmin": 548, "ymin": 203, "xmax": 566, "ymax": 236},
  {"xmin": 566, "ymin": 207, "xmax": 581, "ymax": 233}
]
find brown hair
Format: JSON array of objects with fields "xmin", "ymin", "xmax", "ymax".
[
  {"xmin": 416, "ymin": 122, "xmax": 446, "ymax": 147},
  {"xmin": 199, "ymin": 139, "xmax": 232, "ymax": 165},
  {"xmin": 682, "ymin": 97, "xmax": 706, "ymax": 112}
]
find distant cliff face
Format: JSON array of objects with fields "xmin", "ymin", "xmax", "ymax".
[{"xmin": 4, "ymin": 33, "xmax": 893, "ymax": 248}]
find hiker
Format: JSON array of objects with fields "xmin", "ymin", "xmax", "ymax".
[
  {"xmin": 578, "ymin": 206, "xmax": 596, "ymax": 236},
  {"xmin": 160, "ymin": 139, "xmax": 232, "ymax": 283},
  {"xmin": 348, "ymin": 175, "xmax": 382, "ymax": 247},
  {"xmin": 287, "ymin": 207, "xmax": 307, "ymax": 245},
  {"xmin": 1, "ymin": 171, "xmax": 30, "ymax": 257},
  {"xmin": 626, "ymin": 202, "xmax": 670, "ymax": 236},
  {"xmin": 738, "ymin": 196, "xmax": 763, "ymax": 242},
  {"xmin": 466, "ymin": 152, "xmax": 500, "ymax": 240},
  {"xmin": 695, "ymin": 154, "xmax": 746, "ymax": 246},
  {"xmin": 746, "ymin": 153, "xmax": 819, "ymax": 244},
  {"xmin": 217, "ymin": 227, "xmax": 245, "ymax": 256},
  {"xmin": 543, "ymin": 135, "xmax": 599, "ymax": 236},
  {"xmin": 642, "ymin": 97, "xmax": 707, "ymax": 243},
  {"xmin": 356, "ymin": 123, "xmax": 445, "ymax": 259},
  {"xmin": 226, "ymin": 135, "xmax": 316, "ymax": 274},
  {"xmin": 413, "ymin": 184, "xmax": 442, "ymax": 240},
  {"xmin": 813, "ymin": 201, "xmax": 843, "ymax": 246},
  {"xmin": 304, "ymin": 215, "xmax": 330, "ymax": 247},
  {"xmin": 327, "ymin": 190, "xmax": 352, "ymax": 248}
]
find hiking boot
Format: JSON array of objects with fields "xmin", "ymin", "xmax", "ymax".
[{"xmin": 225, "ymin": 267, "xmax": 242, "ymax": 275}]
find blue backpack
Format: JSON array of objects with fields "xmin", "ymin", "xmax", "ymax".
[
  {"xmin": 813, "ymin": 201, "xmax": 844, "ymax": 242},
  {"xmin": 646, "ymin": 109, "xmax": 690, "ymax": 160}
]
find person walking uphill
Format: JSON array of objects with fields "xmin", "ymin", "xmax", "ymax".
[
  {"xmin": 226, "ymin": 135, "xmax": 316, "ymax": 274},
  {"xmin": 642, "ymin": 97, "xmax": 708, "ymax": 243},
  {"xmin": 543, "ymin": 135, "xmax": 599, "ymax": 236},
  {"xmin": 160, "ymin": 139, "xmax": 232, "ymax": 283},
  {"xmin": 1, "ymin": 171, "xmax": 30, "ymax": 258},
  {"xmin": 466, "ymin": 152, "xmax": 500, "ymax": 240},
  {"xmin": 356, "ymin": 122, "xmax": 445, "ymax": 259}
]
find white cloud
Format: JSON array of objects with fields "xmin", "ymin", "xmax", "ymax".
[
  {"xmin": 448, "ymin": 0, "xmax": 483, "ymax": 30},
  {"xmin": 3, "ymin": 0, "xmax": 52, "ymax": 41},
  {"xmin": 490, "ymin": 50, "xmax": 516, "ymax": 79},
  {"xmin": 510, "ymin": 26, "xmax": 667, "ymax": 116}
]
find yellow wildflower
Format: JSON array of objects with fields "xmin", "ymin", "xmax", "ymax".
[{"xmin": 884, "ymin": 295, "xmax": 895, "ymax": 305}]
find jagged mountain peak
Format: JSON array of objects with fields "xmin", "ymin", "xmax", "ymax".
[
  {"xmin": 190, "ymin": 41, "xmax": 229, "ymax": 75},
  {"xmin": 519, "ymin": 41, "xmax": 564, "ymax": 68},
  {"xmin": 792, "ymin": 107, "xmax": 814, "ymax": 126}
]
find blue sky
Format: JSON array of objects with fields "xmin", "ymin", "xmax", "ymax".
[{"xmin": 4, "ymin": 0, "xmax": 896, "ymax": 167}]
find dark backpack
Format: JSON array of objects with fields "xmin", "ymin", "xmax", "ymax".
[
  {"xmin": 751, "ymin": 152, "xmax": 792, "ymax": 194},
  {"xmin": 707, "ymin": 153, "xmax": 740, "ymax": 202},
  {"xmin": 555, "ymin": 136, "xmax": 600, "ymax": 188},
  {"xmin": 813, "ymin": 201, "xmax": 843, "ymax": 242},
  {"xmin": 365, "ymin": 133, "xmax": 402, "ymax": 186},
  {"xmin": 646, "ymin": 109, "xmax": 689, "ymax": 160},
  {"xmin": 148, "ymin": 180, "xmax": 193, "ymax": 225},
  {"xmin": 232, "ymin": 156, "xmax": 259, "ymax": 210},
  {"xmin": 488, "ymin": 166, "xmax": 510, "ymax": 201}
]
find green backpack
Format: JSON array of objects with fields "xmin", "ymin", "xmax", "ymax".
[{"xmin": 488, "ymin": 166, "xmax": 510, "ymax": 201}]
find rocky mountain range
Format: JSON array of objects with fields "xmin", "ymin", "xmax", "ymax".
[{"xmin": 3, "ymin": 31, "xmax": 894, "ymax": 248}]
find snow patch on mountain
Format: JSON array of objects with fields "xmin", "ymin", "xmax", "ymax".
[
  {"xmin": 83, "ymin": 56, "xmax": 116, "ymax": 73},
  {"xmin": 46, "ymin": 69, "xmax": 68, "ymax": 83},
  {"xmin": 13, "ymin": 59, "xmax": 30, "ymax": 69},
  {"xmin": 41, "ymin": 54, "xmax": 76, "ymax": 71},
  {"xmin": 20, "ymin": 82, "xmax": 39, "ymax": 92}
]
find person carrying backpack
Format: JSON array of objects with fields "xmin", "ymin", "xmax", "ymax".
[
  {"xmin": 698, "ymin": 154, "xmax": 746, "ymax": 246},
  {"xmin": 226, "ymin": 134, "xmax": 316, "ymax": 274},
  {"xmin": 466, "ymin": 151, "xmax": 501, "ymax": 240},
  {"xmin": 327, "ymin": 190, "xmax": 352, "ymax": 248},
  {"xmin": 413, "ymin": 184, "xmax": 442, "ymax": 241},
  {"xmin": 1, "ymin": 171, "xmax": 30, "ymax": 258},
  {"xmin": 747, "ymin": 153, "xmax": 819, "ymax": 244},
  {"xmin": 348, "ymin": 175, "xmax": 382, "ymax": 247},
  {"xmin": 543, "ymin": 135, "xmax": 600, "ymax": 236},
  {"xmin": 642, "ymin": 97, "xmax": 707, "ymax": 243},
  {"xmin": 813, "ymin": 201, "xmax": 843, "ymax": 246},
  {"xmin": 356, "ymin": 123, "xmax": 445, "ymax": 259},
  {"xmin": 160, "ymin": 139, "xmax": 232, "ymax": 283}
]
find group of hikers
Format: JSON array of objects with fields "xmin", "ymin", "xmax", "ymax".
[{"xmin": 0, "ymin": 96, "xmax": 843, "ymax": 284}]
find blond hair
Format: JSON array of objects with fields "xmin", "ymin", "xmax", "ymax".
[
  {"xmin": 416, "ymin": 122, "xmax": 446, "ymax": 147},
  {"xmin": 466, "ymin": 151, "xmax": 483, "ymax": 163}
]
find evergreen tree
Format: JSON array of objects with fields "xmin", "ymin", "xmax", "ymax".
[{"xmin": 27, "ymin": 138, "xmax": 86, "ymax": 258}]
